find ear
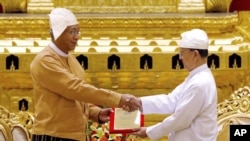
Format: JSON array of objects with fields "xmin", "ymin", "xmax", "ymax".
[{"xmin": 194, "ymin": 50, "xmax": 200, "ymax": 57}]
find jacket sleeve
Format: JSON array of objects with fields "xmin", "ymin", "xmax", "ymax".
[
  {"xmin": 31, "ymin": 54, "xmax": 121, "ymax": 108},
  {"xmin": 88, "ymin": 103, "xmax": 102, "ymax": 123}
]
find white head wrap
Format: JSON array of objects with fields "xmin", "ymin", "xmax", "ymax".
[
  {"xmin": 179, "ymin": 29, "xmax": 209, "ymax": 50},
  {"xmin": 49, "ymin": 8, "xmax": 78, "ymax": 40}
]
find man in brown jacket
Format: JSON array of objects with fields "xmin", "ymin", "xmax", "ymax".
[{"xmin": 30, "ymin": 8, "xmax": 140, "ymax": 141}]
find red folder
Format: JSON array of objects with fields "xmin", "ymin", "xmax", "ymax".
[{"xmin": 109, "ymin": 108, "xmax": 144, "ymax": 134}]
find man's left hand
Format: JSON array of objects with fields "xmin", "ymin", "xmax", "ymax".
[
  {"xmin": 98, "ymin": 108, "xmax": 113, "ymax": 123},
  {"xmin": 130, "ymin": 127, "xmax": 148, "ymax": 138}
]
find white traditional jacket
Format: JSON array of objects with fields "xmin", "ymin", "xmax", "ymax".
[{"xmin": 141, "ymin": 64, "xmax": 218, "ymax": 141}]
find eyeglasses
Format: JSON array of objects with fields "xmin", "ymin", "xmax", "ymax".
[
  {"xmin": 69, "ymin": 30, "xmax": 81, "ymax": 37},
  {"xmin": 179, "ymin": 49, "xmax": 195, "ymax": 58}
]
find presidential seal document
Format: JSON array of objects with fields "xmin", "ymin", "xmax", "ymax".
[{"xmin": 109, "ymin": 108, "xmax": 144, "ymax": 133}]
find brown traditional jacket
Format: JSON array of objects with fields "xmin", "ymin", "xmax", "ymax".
[{"xmin": 30, "ymin": 46, "xmax": 121, "ymax": 141}]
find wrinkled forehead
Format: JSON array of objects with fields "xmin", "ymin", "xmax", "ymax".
[
  {"xmin": 65, "ymin": 25, "xmax": 80, "ymax": 31},
  {"xmin": 179, "ymin": 47, "xmax": 191, "ymax": 52}
]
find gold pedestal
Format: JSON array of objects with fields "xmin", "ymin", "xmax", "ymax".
[
  {"xmin": 178, "ymin": 0, "xmax": 205, "ymax": 13},
  {"xmin": 27, "ymin": 0, "xmax": 54, "ymax": 14}
]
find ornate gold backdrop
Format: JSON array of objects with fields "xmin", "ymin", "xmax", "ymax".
[
  {"xmin": 0, "ymin": 0, "xmax": 250, "ymax": 130},
  {"xmin": 0, "ymin": 0, "xmax": 232, "ymax": 13}
]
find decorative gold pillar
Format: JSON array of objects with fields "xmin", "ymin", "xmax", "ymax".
[
  {"xmin": 27, "ymin": 0, "xmax": 54, "ymax": 14},
  {"xmin": 178, "ymin": 0, "xmax": 205, "ymax": 13}
]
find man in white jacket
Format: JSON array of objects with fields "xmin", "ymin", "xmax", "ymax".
[{"xmin": 131, "ymin": 29, "xmax": 218, "ymax": 141}]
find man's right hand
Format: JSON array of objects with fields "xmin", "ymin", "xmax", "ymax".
[{"xmin": 119, "ymin": 94, "xmax": 142, "ymax": 112}]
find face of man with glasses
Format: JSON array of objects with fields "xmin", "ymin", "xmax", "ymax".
[
  {"xmin": 179, "ymin": 48, "xmax": 197, "ymax": 71},
  {"xmin": 55, "ymin": 25, "xmax": 81, "ymax": 54}
]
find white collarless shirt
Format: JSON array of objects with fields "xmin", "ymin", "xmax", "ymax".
[{"xmin": 141, "ymin": 64, "xmax": 218, "ymax": 141}]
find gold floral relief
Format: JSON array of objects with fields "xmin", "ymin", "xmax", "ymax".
[{"xmin": 0, "ymin": 0, "xmax": 27, "ymax": 13}]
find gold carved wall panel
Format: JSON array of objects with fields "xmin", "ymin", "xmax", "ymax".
[
  {"xmin": 0, "ymin": 1, "xmax": 249, "ymax": 120},
  {"xmin": 0, "ymin": 0, "xmax": 233, "ymax": 13}
]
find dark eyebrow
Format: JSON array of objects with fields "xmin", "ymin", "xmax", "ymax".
[
  {"xmin": 67, "ymin": 26, "xmax": 80, "ymax": 31},
  {"xmin": 69, "ymin": 28, "xmax": 80, "ymax": 31}
]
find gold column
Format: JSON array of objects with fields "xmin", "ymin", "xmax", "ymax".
[
  {"xmin": 27, "ymin": 0, "xmax": 54, "ymax": 14},
  {"xmin": 178, "ymin": 0, "xmax": 205, "ymax": 13}
]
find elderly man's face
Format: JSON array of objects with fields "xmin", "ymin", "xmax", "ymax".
[
  {"xmin": 57, "ymin": 25, "xmax": 80, "ymax": 53},
  {"xmin": 179, "ymin": 48, "xmax": 196, "ymax": 71}
]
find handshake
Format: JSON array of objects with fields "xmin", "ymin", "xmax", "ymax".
[{"xmin": 118, "ymin": 94, "xmax": 142, "ymax": 112}]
